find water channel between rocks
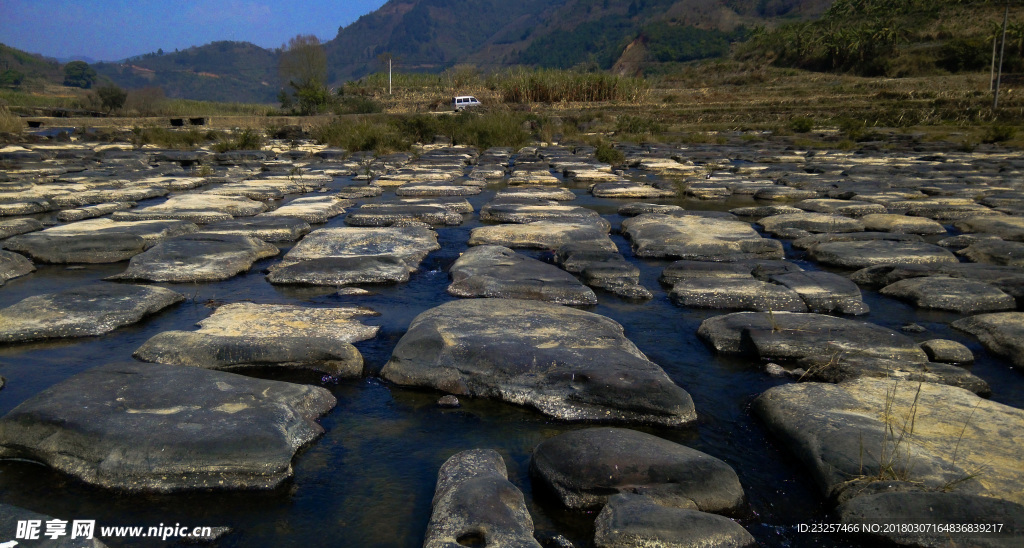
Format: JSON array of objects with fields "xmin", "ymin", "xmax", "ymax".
[{"xmin": 0, "ymin": 146, "xmax": 1022, "ymax": 548}]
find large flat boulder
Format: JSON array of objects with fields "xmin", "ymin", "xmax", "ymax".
[
  {"xmin": 3, "ymin": 219, "xmax": 199, "ymax": 263},
  {"xmin": 622, "ymin": 214, "xmax": 783, "ymax": 261},
  {"xmin": 198, "ymin": 216, "xmax": 310, "ymax": 242},
  {"xmin": 591, "ymin": 181, "xmax": 676, "ymax": 198},
  {"xmin": 469, "ymin": 221, "xmax": 616, "ymax": 251},
  {"xmin": 531, "ymin": 428, "xmax": 745, "ymax": 512},
  {"xmin": 880, "ymin": 276, "xmax": 1016, "ymax": 314},
  {"xmin": 261, "ymin": 196, "xmax": 350, "ymax": 224},
  {"xmin": 0, "ymin": 218, "xmax": 44, "ymax": 239},
  {"xmin": 424, "ymin": 449, "xmax": 542, "ymax": 548},
  {"xmin": 861, "ymin": 213, "xmax": 947, "ymax": 235},
  {"xmin": 0, "ymin": 283, "xmax": 183, "ymax": 343},
  {"xmin": 345, "ymin": 202, "xmax": 463, "ymax": 226},
  {"xmin": 480, "ymin": 201, "xmax": 609, "ymax": 230},
  {"xmin": 134, "ymin": 303, "xmax": 379, "ymax": 376},
  {"xmin": 448, "ymin": 245, "xmax": 597, "ymax": 305},
  {"xmin": 959, "ymin": 239, "xmax": 1024, "ymax": 267},
  {"xmin": 698, "ymin": 311, "xmax": 929, "ymax": 363},
  {"xmin": 0, "ymin": 249, "xmax": 34, "ymax": 286},
  {"xmin": 753, "ymin": 378, "xmax": 1024, "ymax": 506},
  {"xmin": 954, "ymin": 216, "xmax": 1024, "ymax": 242},
  {"xmin": 670, "ymin": 278, "xmax": 807, "ymax": 312},
  {"xmin": 0, "ymin": 362, "xmax": 335, "ymax": 492},
  {"xmin": 110, "ymin": 233, "xmax": 278, "ymax": 283},
  {"xmin": 594, "ymin": 494, "xmax": 756, "ymax": 548},
  {"xmin": 758, "ymin": 212, "xmax": 864, "ymax": 235},
  {"xmin": 807, "ymin": 239, "xmax": 959, "ymax": 269},
  {"xmin": 381, "ymin": 299, "xmax": 695, "ymax": 425},
  {"xmin": 770, "ymin": 270, "xmax": 869, "ymax": 315},
  {"xmin": 953, "ymin": 312, "xmax": 1024, "ymax": 369},
  {"xmin": 113, "ymin": 194, "xmax": 267, "ymax": 224},
  {"xmin": 266, "ymin": 226, "xmax": 439, "ymax": 286}
]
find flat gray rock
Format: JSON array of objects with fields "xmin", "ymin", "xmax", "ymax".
[
  {"xmin": 793, "ymin": 198, "xmax": 886, "ymax": 217},
  {"xmin": 861, "ymin": 213, "xmax": 947, "ymax": 235},
  {"xmin": 880, "ymin": 277, "xmax": 1016, "ymax": 314},
  {"xmin": 954, "ymin": 216, "xmax": 1024, "ymax": 242},
  {"xmin": 920, "ymin": 339, "xmax": 975, "ymax": 364},
  {"xmin": 448, "ymin": 245, "xmax": 597, "ymax": 305},
  {"xmin": 753, "ymin": 378, "xmax": 1024, "ymax": 505},
  {"xmin": 953, "ymin": 312, "xmax": 1024, "ymax": 369},
  {"xmin": 594, "ymin": 494, "xmax": 756, "ymax": 548},
  {"xmin": 199, "ymin": 216, "xmax": 311, "ymax": 242},
  {"xmin": 591, "ymin": 181, "xmax": 676, "ymax": 198},
  {"xmin": 0, "ymin": 283, "xmax": 183, "ymax": 343},
  {"xmin": 698, "ymin": 311, "xmax": 929, "ymax": 363},
  {"xmin": 266, "ymin": 226, "xmax": 440, "ymax": 286},
  {"xmin": 770, "ymin": 270, "xmax": 869, "ymax": 315},
  {"xmin": 113, "ymin": 194, "xmax": 267, "ymax": 224},
  {"xmin": 0, "ymin": 361, "xmax": 335, "ymax": 492},
  {"xmin": 57, "ymin": 201, "xmax": 134, "ymax": 222},
  {"xmin": 261, "ymin": 196, "xmax": 350, "ymax": 224},
  {"xmin": 424, "ymin": 449, "xmax": 542, "ymax": 548},
  {"xmin": 792, "ymin": 231, "xmax": 924, "ymax": 251},
  {"xmin": 670, "ymin": 278, "xmax": 807, "ymax": 312},
  {"xmin": 0, "ymin": 249, "xmax": 34, "ymax": 286},
  {"xmin": 849, "ymin": 262, "xmax": 1024, "ymax": 298},
  {"xmin": 838, "ymin": 491, "xmax": 1024, "ymax": 548},
  {"xmin": 469, "ymin": 221, "xmax": 616, "ymax": 251},
  {"xmin": 533, "ymin": 428, "xmax": 744, "ymax": 513},
  {"xmin": 808, "ymin": 239, "xmax": 959, "ymax": 269},
  {"xmin": 345, "ymin": 202, "xmax": 463, "ymax": 226},
  {"xmin": 622, "ymin": 214, "xmax": 783, "ymax": 261},
  {"xmin": 3, "ymin": 219, "xmax": 199, "ymax": 263},
  {"xmin": 381, "ymin": 299, "xmax": 695, "ymax": 425},
  {"xmin": 111, "ymin": 233, "xmax": 278, "ymax": 283},
  {"xmin": 792, "ymin": 354, "xmax": 990, "ymax": 395},
  {"xmin": 0, "ymin": 218, "xmax": 44, "ymax": 239},
  {"xmin": 959, "ymin": 239, "xmax": 1024, "ymax": 267},
  {"xmin": 134, "ymin": 303, "xmax": 379, "ymax": 376},
  {"xmin": 480, "ymin": 201, "xmax": 609, "ymax": 230},
  {"xmin": 758, "ymin": 212, "xmax": 864, "ymax": 235}
]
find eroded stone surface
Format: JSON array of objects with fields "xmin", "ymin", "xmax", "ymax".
[
  {"xmin": 111, "ymin": 233, "xmax": 278, "ymax": 283},
  {"xmin": 424, "ymin": 449, "xmax": 541, "ymax": 548},
  {"xmin": 953, "ymin": 312, "xmax": 1024, "ymax": 369},
  {"xmin": 0, "ymin": 362, "xmax": 335, "ymax": 492},
  {"xmin": 448, "ymin": 245, "xmax": 596, "ymax": 305},
  {"xmin": 0, "ymin": 249, "xmax": 34, "ymax": 286},
  {"xmin": 622, "ymin": 214, "xmax": 783, "ymax": 261},
  {"xmin": 134, "ymin": 303, "xmax": 379, "ymax": 376},
  {"xmin": 594, "ymin": 494, "xmax": 756, "ymax": 548},
  {"xmin": 469, "ymin": 222, "xmax": 615, "ymax": 251},
  {"xmin": 880, "ymin": 277, "xmax": 1016, "ymax": 314},
  {"xmin": 381, "ymin": 299, "xmax": 695, "ymax": 425},
  {"xmin": 3, "ymin": 219, "xmax": 199, "ymax": 263},
  {"xmin": 807, "ymin": 239, "xmax": 959, "ymax": 269}
]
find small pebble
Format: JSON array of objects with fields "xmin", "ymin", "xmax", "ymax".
[
  {"xmin": 901, "ymin": 323, "xmax": 927, "ymax": 333},
  {"xmin": 437, "ymin": 395, "xmax": 460, "ymax": 408}
]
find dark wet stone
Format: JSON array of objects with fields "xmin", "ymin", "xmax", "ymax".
[
  {"xmin": 920, "ymin": 339, "xmax": 974, "ymax": 364},
  {"xmin": 134, "ymin": 303, "xmax": 379, "ymax": 376},
  {"xmin": 0, "ymin": 249, "xmax": 34, "ymax": 286},
  {"xmin": 214, "ymin": 150, "xmax": 268, "ymax": 165},
  {"xmin": 481, "ymin": 201, "xmax": 609, "ymax": 230},
  {"xmin": 808, "ymin": 239, "xmax": 958, "ymax": 269},
  {"xmin": 793, "ymin": 354, "xmax": 990, "ymax": 395},
  {"xmin": 0, "ymin": 218, "xmax": 44, "ymax": 239},
  {"xmin": 424, "ymin": 449, "xmax": 541, "ymax": 548},
  {"xmin": 0, "ymin": 283, "xmax": 182, "ymax": 343},
  {"xmin": 880, "ymin": 277, "xmax": 1016, "ymax": 314},
  {"xmin": 0, "ymin": 361, "xmax": 335, "ymax": 492},
  {"xmin": 959, "ymin": 239, "xmax": 1024, "ymax": 267},
  {"xmin": 56, "ymin": 202, "xmax": 135, "ymax": 222},
  {"xmin": 860, "ymin": 213, "xmax": 947, "ymax": 235},
  {"xmin": 953, "ymin": 312, "xmax": 1024, "ymax": 369},
  {"xmin": 770, "ymin": 270, "xmax": 869, "ymax": 315},
  {"xmin": 0, "ymin": 503, "xmax": 109, "ymax": 547},
  {"xmin": 698, "ymin": 311, "xmax": 929, "ymax": 363},
  {"xmin": 753, "ymin": 186, "xmax": 817, "ymax": 201},
  {"xmin": 594, "ymin": 494, "xmax": 756, "ymax": 548},
  {"xmin": 3, "ymin": 219, "xmax": 199, "ymax": 263},
  {"xmin": 838, "ymin": 491, "xmax": 1024, "ymax": 548},
  {"xmin": 670, "ymin": 278, "xmax": 807, "ymax": 312},
  {"xmin": 753, "ymin": 378, "xmax": 1024, "ymax": 504},
  {"xmin": 199, "ymin": 216, "xmax": 311, "ymax": 242},
  {"xmin": 266, "ymin": 226, "xmax": 440, "ymax": 286},
  {"xmin": 622, "ymin": 214, "xmax": 783, "ymax": 261},
  {"xmin": 382, "ymin": 299, "xmax": 695, "ymax": 425},
  {"xmin": 531, "ymin": 428, "xmax": 745, "ymax": 512},
  {"xmin": 470, "ymin": 222, "xmax": 615, "ymax": 251},
  {"xmin": 758, "ymin": 212, "xmax": 864, "ymax": 235},
  {"xmin": 728, "ymin": 205, "xmax": 803, "ymax": 218},
  {"xmin": 448, "ymin": 245, "xmax": 597, "ymax": 305},
  {"xmin": 346, "ymin": 202, "xmax": 463, "ymax": 227},
  {"xmin": 437, "ymin": 395, "xmax": 460, "ymax": 408},
  {"xmin": 849, "ymin": 262, "xmax": 1024, "ymax": 298},
  {"xmin": 111, "ymin": 233, "xmax": 278, "ymax": 283}
]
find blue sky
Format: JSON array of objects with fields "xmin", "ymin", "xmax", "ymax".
[{"xmin": 0, "ymin": 0, "xmax": 388, "ymax": 61}]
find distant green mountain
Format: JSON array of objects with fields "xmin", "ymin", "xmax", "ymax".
[
  {"xmin": 0, "ymin": 43, "xmax": 62, "ymax": 87},
  {"xmin": 7, "ymin": 1, "xmax": 836, "ymax": 102}
]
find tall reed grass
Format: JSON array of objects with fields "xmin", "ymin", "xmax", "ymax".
[
  {"xmin": 491, "ymin": 67, "xmax": 649, "ymax": 103},
  {"xmin": 0, "ymin": 106, "xmax": 23, "ymax": 133}
]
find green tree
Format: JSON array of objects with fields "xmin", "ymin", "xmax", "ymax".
[
  {"xmin": 63, "ymin": 60, "xmax": 97, "ymax": 89},
  {"xmin": 95, "ymin": 84, "xmax": 127, "ymax": 114},
  {"xmin": 0, "ymin": 69, "xmax": 24, "ymax": 87},
  {"xmin": 278, "ymin": 34, "xmax": 330, "ymax": 115}
]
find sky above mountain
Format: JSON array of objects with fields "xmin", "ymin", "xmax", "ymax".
[{"xmin": 0, "ymin": 0, "xmax": 388, "ymax": 61}]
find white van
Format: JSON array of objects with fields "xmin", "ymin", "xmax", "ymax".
[{"xmin": 452, "ymin": 96, "xmax": 482, "ymax": 111}]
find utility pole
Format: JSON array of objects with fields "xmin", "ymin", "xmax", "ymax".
[
  {"xmin": 389, "ymin": 57, "xmax": 392, "ymax": 95},
  {"xmin": 994, "ymin": 1, "xmax": 1009, "ymax": 110},
  {"xmin": 990, "ymin": 25, "xmax": 999, "ymax": 91}
]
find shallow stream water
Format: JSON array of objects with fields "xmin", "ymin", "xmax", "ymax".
[{"xmin": 0, "ymin": 161, "xmax": 1021, "ymax": 547}]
